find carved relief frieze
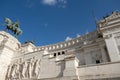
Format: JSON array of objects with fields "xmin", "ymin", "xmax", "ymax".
[{"xmin": 5, "ymin": 57, "xmax": 41, "ymax": 80}]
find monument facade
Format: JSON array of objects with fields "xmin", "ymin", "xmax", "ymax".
[{"xmin": 0, "ymin": 11, "xmax": 120, "ymax": 80}]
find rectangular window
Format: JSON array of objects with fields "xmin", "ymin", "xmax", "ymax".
[
  {"xmin": 58, "ymin": 52, "xmax": 60, "ymax": 55},
  {"xmin": 54, "ymin": 53, "xmax": 56, "ymax": 57}
]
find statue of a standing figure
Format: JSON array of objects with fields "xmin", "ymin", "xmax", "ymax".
[
  {"xmin": 29, "ymin": 57, "xmax": 35, "ymax": 78},
  {"xmin": 5, "ymin": 65, "xmax": 12, "ymax": 80},
  {"xmin": 4, "ymin": 17, "xmax": 22, "ymax": 38},
  {"xmin": 22, "ymin": 61, "xmax": 28, "ymax": 79},
  {"xmin": 34, "ymin": 59, "xmax": 41, "ymax": 78}
]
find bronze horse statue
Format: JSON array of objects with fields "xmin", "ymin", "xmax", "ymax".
[{"xmin": 4, "ymin": 17, "xmax": 22, "ymax": 37}]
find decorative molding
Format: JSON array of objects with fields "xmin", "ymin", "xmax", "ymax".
[
  {"xmin": 103, "ymin": 34, "xmax": 112, "ymax": 39},
  {"xmin": 98, "ymin": 11, "xmax": 120, "ymax": 29}
]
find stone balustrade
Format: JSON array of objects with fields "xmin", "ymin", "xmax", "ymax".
[{"xmin": 33, "ymin": 31, "xmax": 98, "ymax": 52}]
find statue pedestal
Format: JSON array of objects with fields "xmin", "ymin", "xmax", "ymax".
[{"xmin": 0, "ymin": 31, "xmax": 21, "ymax": 80}]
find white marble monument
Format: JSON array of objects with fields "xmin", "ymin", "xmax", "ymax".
[{"xmin": 0, "ymin": 11, "xmax": 120, "ymax": 80}]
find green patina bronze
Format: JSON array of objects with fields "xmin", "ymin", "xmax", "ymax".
[{"xmin": 4, "ymin": 17, "xmax": 22, "ymax": 37}]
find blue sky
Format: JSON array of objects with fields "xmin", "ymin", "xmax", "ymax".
[{"xmin": 0, "ymin": 0, "xmax": 120, "ymax": 46}]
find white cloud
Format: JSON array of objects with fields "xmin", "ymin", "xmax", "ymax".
[
  {"xmin": 65, "ymin": 36, "xmax": 72, "ymax": 41},
  {"xmin": 77, "ymin": 34, "xmax": 81, "ymax": 38},
  {"xmin": 41, "ymin": 0, "xmax": 67, "ymax": 7},
  {"xmin": 42, "ymin": 0, "xmax": 57, "ymax": 6}
]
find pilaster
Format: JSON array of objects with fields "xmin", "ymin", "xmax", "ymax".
[
  {"xmin": 63, "ymin": 56, "xmax": 77, "ymax": 77},
  {"xmin": 104, "ymin": 34, "xmax": 120, "ymax": 62},
  {"xmin": 98, "ymin": 11, "xmax": 120, "ymax": 62}
]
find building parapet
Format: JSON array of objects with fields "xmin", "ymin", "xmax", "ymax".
[
  {"xmin": 77, "ymin": 61, "xmax": 120, "ymax": 80},
  {"xmin": 33, "ymin": 30, "xmax": 98, "ymax": 52}
]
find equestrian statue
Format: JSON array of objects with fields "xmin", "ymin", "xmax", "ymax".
[{"xmin": 4, "ymin": 17, "xmax": 22, "ymax": 38}]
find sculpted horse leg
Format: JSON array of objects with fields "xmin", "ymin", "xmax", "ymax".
[{"xmin": 6, "ymin": 26, "xmax": 10, "ymax": 32}]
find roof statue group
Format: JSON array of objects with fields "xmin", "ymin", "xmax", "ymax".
[{"xmin": 4, "ymin": 17, "xmax": 22, "ymax": 37}]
